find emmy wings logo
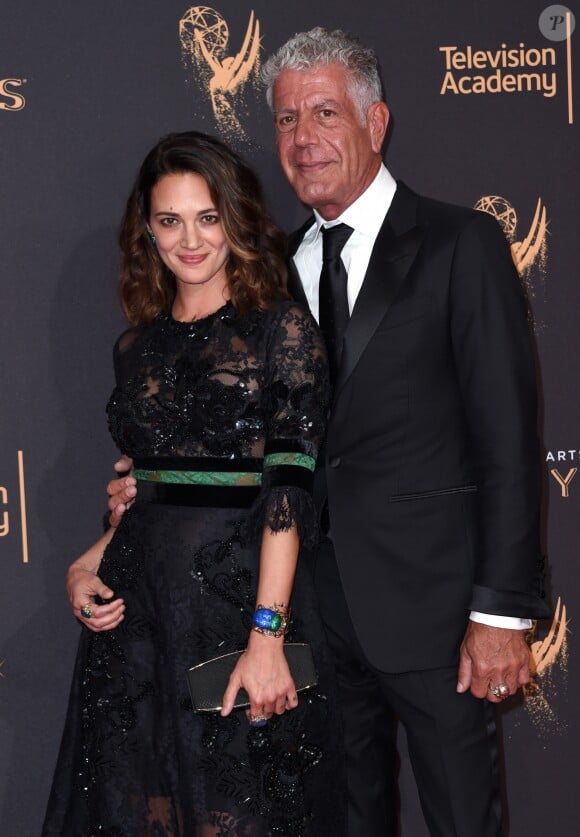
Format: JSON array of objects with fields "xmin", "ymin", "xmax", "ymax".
[
  {"xmin": 525, "ymin": 597, "xmax": 569, "ymax": 733},
  {"xmin": 179, "ymin": 6, "xmax": 261, "ymax": 145},
  {"xmin": 475, "ymin": 195, "xmax": 549, "ymax": 329}
]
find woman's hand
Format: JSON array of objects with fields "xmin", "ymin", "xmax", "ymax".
[
  {"xmin": 67, "ymin": 562, "xmax": 125, "ymax": 632},
  {"xmin": 220, "ymin": 631, "xmax": 299, "ymax": 722}
]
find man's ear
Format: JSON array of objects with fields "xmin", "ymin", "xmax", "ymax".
[{"xmin": 367, "ymin": 101, "xmax": 390, "ymax": 153}]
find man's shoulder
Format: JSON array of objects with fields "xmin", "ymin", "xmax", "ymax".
[{"xmin": 398, "ymin": 180, "xmax": 499, "ymax": 236}]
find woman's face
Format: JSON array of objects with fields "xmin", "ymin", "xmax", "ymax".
[{"xmin": 148, "ymin": 172, "xmax": 230, "ymax": 294}]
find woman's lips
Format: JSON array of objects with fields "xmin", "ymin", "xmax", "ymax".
[{"xmin": 178, "ymin": 254, "xmax": 208, "ymax": 265}]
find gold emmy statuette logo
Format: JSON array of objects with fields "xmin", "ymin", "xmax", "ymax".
[
  {"xmin": 475, "ymin": 195, "xmax": 548, "ymax": 326},
  {"xmin": 524, "ymin": 597, "xmax": 568, "ymax": 731},
  {"xmin": 0, "ymin": 78, "xmax": 26, "ymax": 111},
  {"xmin": 179, "ymin": 6, "xmax": 261, "ymax": 143}
]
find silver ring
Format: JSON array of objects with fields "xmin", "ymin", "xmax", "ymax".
[
  {"xmin": 488, "ymin": 681, "xmax": 509, "ymax": 698},
  {"xmin": 80, "ymin": 604, "xmax": 93, "ymax": 619}
]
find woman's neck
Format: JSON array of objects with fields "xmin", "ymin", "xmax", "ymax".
[{"xmin": 171, "ymin": 283, "xmax": 230, "ymax": 323}]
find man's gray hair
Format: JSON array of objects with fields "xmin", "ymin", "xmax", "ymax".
[{"xmin": 262, "ymin": 27, "xmax": 384, "ymax": 125}]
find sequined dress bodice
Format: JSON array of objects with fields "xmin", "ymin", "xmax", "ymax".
[{"xmin": 107, "ymin": 301, "xmax": 327, "ymax": 463}]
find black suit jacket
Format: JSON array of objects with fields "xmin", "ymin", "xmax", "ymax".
[{"xmin": 288, "ymin": 181, "xmax": 549, "ymax": 672}]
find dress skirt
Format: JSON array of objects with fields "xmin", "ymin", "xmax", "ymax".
[{"xmin": 42, "ymin": 481, "xmax": 345, "ymax": 837}]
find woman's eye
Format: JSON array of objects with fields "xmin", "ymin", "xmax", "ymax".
[
  {"xmin": 159, "ymin": 217, "xmax": 178, "ymax": 226},
  {"xmin": 201, "ymin": 214, "xmax": 220, "ymax": 225}
]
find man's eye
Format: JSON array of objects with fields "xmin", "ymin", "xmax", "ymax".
[
  {"xmin": 318, "ymin": 109, "xmax": 336, "ymax": 119},
  {"xmin": 277, "ymin": 114, "xmax": 296, "ymax": 132}
]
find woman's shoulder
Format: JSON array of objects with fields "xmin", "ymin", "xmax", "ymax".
[
  {"xmin": 263, "ymin": 298, "xmax": 317, "ymax": 331},
  {"xmin": 113, "ymin": 318, "xmax": 158, "ymax": 357},
  {"xmin": 251, "ymin": 299, "xmax": 324, "ymax": 357}
]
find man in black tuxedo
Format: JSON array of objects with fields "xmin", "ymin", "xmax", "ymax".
[
  {"xmin": 106, "ymin": 26, "xmax": 549, "ymax": 836},
  {"xmin": 259, "ymin": 26, "xmax": 549, "ymax": 837}
]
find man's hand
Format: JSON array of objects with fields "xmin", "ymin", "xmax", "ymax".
[
  {"xmin": 107, "ymin": 455, "xmax": 136, "ymax": 527},
  {"xmin": 456, "ymin": 621, "xmax": 531, "ymax": 702}
]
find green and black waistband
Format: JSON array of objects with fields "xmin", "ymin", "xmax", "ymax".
[{"xmin": 132, "ymin": 453, "xmax": 315, "ymax": 508}]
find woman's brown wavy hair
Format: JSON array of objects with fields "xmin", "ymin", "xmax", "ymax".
[{"xmin": 119, "ymin": 131, "xmax": 289, "ymax": 324}]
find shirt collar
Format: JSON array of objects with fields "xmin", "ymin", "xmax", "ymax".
[{"xmin": 311, "ymin": 164, "xmax": 397, "ymax": 240}]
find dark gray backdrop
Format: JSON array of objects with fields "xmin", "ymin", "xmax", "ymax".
[{"xmin": 1, "ymin": 2, "xmax": 577, "ymax": 833}]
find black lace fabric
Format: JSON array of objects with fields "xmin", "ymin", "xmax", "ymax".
[{"xmin": 43, "ymin": 301, "xmax": 345, "ymax": 836}]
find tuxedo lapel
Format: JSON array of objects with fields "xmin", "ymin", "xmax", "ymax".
[
  {"xmin": 334, "ymin": 183, "xmax": 426, "ymax": 396},
  {"xmin": 287, "ymin": 260, "xmax": 309, "ymax": 308},
  {"xmin": 285, "ymin": 186, "xmax": 427, "ymax": 399},
  {"xmin": 287, "ymin": 217, "xmax": 314, "ymax": 310}
]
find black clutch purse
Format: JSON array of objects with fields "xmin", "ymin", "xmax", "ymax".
[{"xmin": 187, "ymin": 642, "xmax": 318, "ymax": 712}]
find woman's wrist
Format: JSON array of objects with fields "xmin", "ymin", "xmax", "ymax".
[
  {"xmin": 251, "ymin": 602, "xmax": 291, "ymax": 638},
  {"xmin": 246, "ymin": 628, "xmax": 285, "ymax": 651}
]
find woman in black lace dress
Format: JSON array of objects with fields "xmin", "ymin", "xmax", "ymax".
[{"xmin": 43, "ymin": 132, "xmax": 344, "ymax": 836}]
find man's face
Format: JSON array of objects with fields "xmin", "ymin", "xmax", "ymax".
[{"xmin": 272, "ymin": 64, "xmax": 389, "ymax": 221}]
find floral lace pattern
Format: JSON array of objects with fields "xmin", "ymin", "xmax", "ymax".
[
  {"xmin": 107, "ymin": 302, "xmax": 327, "ymax": 462},
  {"xmin": 43, "ymin": 302, "xmax": 344, "ymax": 836}
]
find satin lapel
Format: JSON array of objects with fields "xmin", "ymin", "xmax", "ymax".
[
  {"xmin": 287, "ymin": 260, "xmax": 309, "ymax": 308},
  {"xmin": 334, "ymin": 192, "xmax": 425, "ymax": 397},
  {"xmin": 286, "ymin": 217, "xmax": 314, "ymax": 310}
]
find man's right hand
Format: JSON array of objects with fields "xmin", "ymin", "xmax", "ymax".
[{"xmin": 107, "ymin": 455, "xmax": 136, "ymax": 527}]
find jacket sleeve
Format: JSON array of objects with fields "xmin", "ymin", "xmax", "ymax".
[{"xmin": 449, "ymin": 211, "xmax": 549, "ymax": 618}]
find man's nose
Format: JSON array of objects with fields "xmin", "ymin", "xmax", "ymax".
[{"xmin": 293, "ymin": 113, "xmax": 319, "ymax": 146}]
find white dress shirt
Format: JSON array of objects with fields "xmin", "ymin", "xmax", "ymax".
[
  {"xmin": 294, "ymin": 164, "xmax": 396, "ymax": 321},
  {"xmin": 293, "ymin": 164, "xmax": 531, "ymax": 632}
]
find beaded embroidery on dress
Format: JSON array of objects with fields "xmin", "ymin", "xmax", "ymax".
[{"xmin": 42, "ymin": 301, "xmax": 345, "ymax": 837}]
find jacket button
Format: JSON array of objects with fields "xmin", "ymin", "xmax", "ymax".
[{"xmin": 329, "ymin": 456, "xmax": 341, "ymax": 468}]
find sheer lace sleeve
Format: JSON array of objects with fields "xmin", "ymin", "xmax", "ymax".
[
  {"xmin": 246, "ymin": 303, "xmax": 330, "ymax": 548},
  {"xmin": 112, "ymin": 326, "xmax": 141, "ymax": 387}
]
